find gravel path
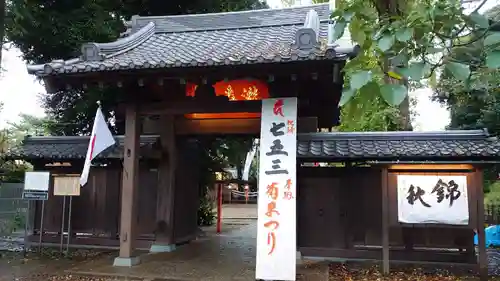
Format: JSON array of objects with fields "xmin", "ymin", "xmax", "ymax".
[
  {"xmin": 0, "ymin": 236, "xmax": 24, "ymax": 252},
  {"xmin": 488, "ymin": 248, "xmax": 500, "ymax": 276}
]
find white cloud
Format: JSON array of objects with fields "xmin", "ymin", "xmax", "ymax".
[
  {"xmin": 0, "ymin": 47, "xmax": 46, "ymax": 128},
  {"xmin": 410, "ymin": 89, "xmax": 449, "ymax": 131},
  {"xmin": 266, "ymin": 0, "xmax": 283, "ymax": 8}
]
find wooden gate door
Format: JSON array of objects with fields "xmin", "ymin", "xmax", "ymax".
[{"xmin": 298, "ymin": 177, "xmax": 345, "ymax": 248}]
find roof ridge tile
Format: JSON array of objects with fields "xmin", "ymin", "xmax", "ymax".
[{"xmin": 129, "ymin": 4, "xmax": 329, "ymax": 34}]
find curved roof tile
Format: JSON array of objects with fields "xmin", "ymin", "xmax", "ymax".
[{"xmin": 27, "ymin": 3, "xmax": 355, "ymax": 77}]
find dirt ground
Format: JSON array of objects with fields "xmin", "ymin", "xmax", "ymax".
[
  {"xmin": 0, "ymin": 249, "xmax": 117, "ymax": 281},
  {"xmin": 328, "ymin": 262, "xmax": 500, "ymax": 281},
  {"xmin": 3, "ymin": 252, "xmax": 500, "ymax": 281},
  {"xmin": 1, "ymin": 247, "xmax": 500, "ymax": 281},
  {"xmin": 1, "ymin": 205, "xmax": 499, "ymax": 281},
  {"xmin": 0, "ymin": 204, "xmax": 257, "ymax": 281}
]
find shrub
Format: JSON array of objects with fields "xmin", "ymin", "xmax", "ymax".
[{"xmin": 197, "ymin": 196, "xmax": 216, "ymax": 226}]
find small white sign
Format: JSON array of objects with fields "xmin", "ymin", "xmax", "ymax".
[
  {"xmin": 256, "ymin": 97, "xmax": 297, "ymax": 281},
  {"xmin": 24, "ymin": 171, "xmax": 50, "ymax": 192},
  {"xmin": 397, "ymin": 175, "xmax": 469, "ymax": 225}
]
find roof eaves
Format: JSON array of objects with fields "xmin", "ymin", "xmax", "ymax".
[
  {"xmin": 297, "ymin": 155, "xmax": 500, "ymax": 163},
  {"xmin": 22, "ymin": 135, "xmax": 160, "ymax": 145},
  {"xmin": 26, "ymin": 22, "xmax": 156, "ymax": 75},
  {"xmin": 297, "ymin": 129, "xmax": 489, "ymax": 141}
]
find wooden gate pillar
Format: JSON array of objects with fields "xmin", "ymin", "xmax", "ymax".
[
  {"xmin": 113, "ymin": 104, "xmax": 141, "ymax": 267},
  {"xmin": 475, "ymin": 169, "xmax": 487, "ymax": 281},
  {"xmin": 381, "ymin": 167, "xmax": 390, "ymax": 274},
  {"xmin": 150, "ymin": 114, "xmax": 177, "ymax": 252}
]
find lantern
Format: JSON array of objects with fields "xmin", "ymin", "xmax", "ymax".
[
  {"xmin": 185, "ymin": 79, "xmax": 269, "ymax": 100},
  {"xmin": 184, "ymin": 79, "xmax": 269, "ymax": 119}
]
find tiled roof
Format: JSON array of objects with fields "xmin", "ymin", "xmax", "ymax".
[
  {"xmin": 297, "ymin": 129, "xmax": 500, "ymax": 161},
  {"xmin": 27, "ymin": 4, "xmax": 355, "ymax": 77},
  {"xmin": 7, "ymin": 130, "xmax": 500, "ymax": 162},
  {"xmin": 6, "ymin": 135, "xmax": 161, "ymax": 160}
]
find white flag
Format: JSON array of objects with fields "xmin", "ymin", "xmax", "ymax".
[{"xmin": 80, "ymin": 107, "xmax": 116, "ymax": 187}]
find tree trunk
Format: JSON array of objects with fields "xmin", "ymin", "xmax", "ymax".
[
  {"xmin": 398, "ymin": 90, "xmax": 413, "ymax": 131},
  {"xmin": 376, "ymin": 0, "xmax": 413, "ymax": 131},
  {"xmin": 0, "ymin": 0, "xmax": 5, "ymax": 72}
]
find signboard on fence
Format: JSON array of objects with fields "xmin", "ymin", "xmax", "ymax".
[
  {"xmin": 256, "ymin": 97, "xmax": 297, "ymax": 281},
  {"xmin": 53, "ymin": 175, "xmax": 80, "ymax": 196},
  {"xmin": 397, "ymin": 175, "xmax": 469, "ymax": 225},
  {"xmin": 23, "ymin": 171, "xmax": 50, "ymax": 200}
]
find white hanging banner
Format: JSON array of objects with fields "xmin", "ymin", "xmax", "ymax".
[
  {"xmin": 397, "ymin": 175, "xmax": 469, "ymax": 225},
  {"xmin": 256, "ymin": 98, "xmax": 297, "ymax": 281}
]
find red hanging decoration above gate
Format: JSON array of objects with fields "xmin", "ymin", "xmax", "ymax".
[
  {"xmin": 184, "ymin": 79, "xmax": 269, "ymax": 119},
  {"xmin": 185, "ymin": 79, "xmax": 269, "ymax": 100},
  {"xmin": 185, "ymin": 82, "xmax": 198, "ymax": 97}
]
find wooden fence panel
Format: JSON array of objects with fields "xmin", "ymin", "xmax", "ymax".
[{"xmin": 33, "ymin": 166, "xmax": 159, "ymax": 238}]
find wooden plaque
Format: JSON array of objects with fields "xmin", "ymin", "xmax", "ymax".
[{"xmin": 53, "ymin": 175, "xmax": 80, "ymax": 196}]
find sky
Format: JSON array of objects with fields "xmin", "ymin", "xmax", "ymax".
[
  {"xmin": 0, "ymin": 0, "xmax": 496, "ymax": 131},
  {"xmin": 0, "ymin": 47, "xmax": 45, "ymax": 128}
]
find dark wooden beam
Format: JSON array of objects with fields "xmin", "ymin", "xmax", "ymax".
[
  {"xmin": 140, "ymin": 100, "xmax": 262, "ymax": 115},
  {"xmin": 46, "ymin": 60, "xmax": 344, "ymax": 93},
  {"xmin": 154, "ymin": 114, "xmax": 176, "ymax": 248},
  {"xmin": 175, "ymin": 117, "xmax": 318, "ymax": 135},
  {"xmin": 381, "ymin": 167, "xmax": 390, "ymax": 275},
  {"xmin": 176, "ymin": 118, "xmax": 260, "ymax": 135},
  {"xmin": 476, "ymin": 169, "xmax": 487, "ymax": 281},
  {"xmin": 299, "ymin": 247, "xmax": 478, "ymax": 264}
]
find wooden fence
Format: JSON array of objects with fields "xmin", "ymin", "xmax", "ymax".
[
  {"xmin": 0, "ymin": 183, "xmax": 27, "ymax": 236},
  {"xmin": 31, "ymin": 167, "xmax": 158, "ymax": 238}
]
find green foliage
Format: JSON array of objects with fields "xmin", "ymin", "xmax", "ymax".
[
  {"xmin": 338, "ymin": 92, "xmax": 403, "ymax": 132},
  {"xmin": 195, "ymin": 136, "xmax": 253, "ymax": 226},
  {"xmin": 432, "ymin": 6, "xmax": 500, "ymax": 129},
  {"xmin": 218, "ymin": 137, "xmax": 255, "ymax": 180},
  {"xmin": 337, "ymin": 45, "xmax": 408, "ymax": 131},
  {"xmin": 432, "ymin": 5, "xmax": 500, "ymax": 190},
  {"xmin": 197, "ymin": 196, "xmax": 216, "ymax": 226},
  {"xmin": 380, "ymin": 84, "xmax": 407, "ymax": 106},
  {"xmin": 485, "ymin": 181, "xmax": 500, "ymax": 205},
  {"xmin": 332, "ymin": 0, "xmax": 500, "ymax": 106},
  {"xmin": 0, "ymin": 161, "xmax": 29, "ymax": 182},
  {"xmin": 0, "ymin": 111, "xmax": 37, "ymax": 183},
  {"xmin": 195, "ymin": 137, "xmax": 225, "ymax": 226},
  {"xmin": 9, "ymin": 210, "xmax": 24, "ymax": 233},
  {"xmin": 7, "ymin": 114, "xmax": 52, "ymax": 143}
]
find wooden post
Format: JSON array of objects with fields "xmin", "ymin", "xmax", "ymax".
[
  {"xmin": 381, "ymin": 167, "xmax": 390, "ymax": 275},
  {"xmin": 114, "ymin": 104, "xmax": 140, "ymax": 266},
  {"xmin": 216, "ymin": 183, "xmax": 222, "ymax": 234},
  {"xmin": 151, "ymin": 115, "xmax": 177, "ymax": 252},
  {"xmin": 476, "ymin": 169, "xmax": 487, "ymax": 281}
]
